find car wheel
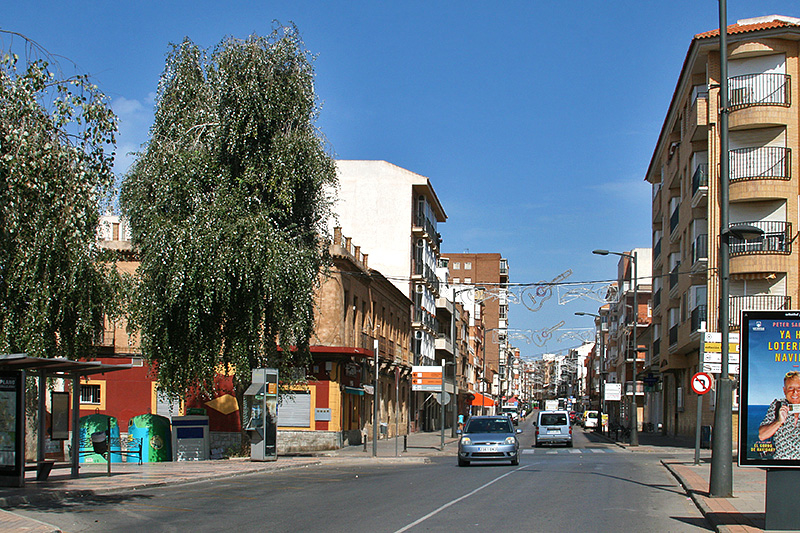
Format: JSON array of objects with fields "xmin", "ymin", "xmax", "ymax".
[
  {"xmin": 511, "ymin": 455, "xmax": 519, "ymax": 466},
  {"xmin": 567, "ymin": 440, "xmax": 573, "ymax": 448},
  {"xmin": 458, "ymin": 457, "xmax": 470, "ymax": 467}
]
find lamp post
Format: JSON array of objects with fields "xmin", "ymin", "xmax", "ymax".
[
  {"xmin": 576, "ymin": 311, "xmax": 605, "ymax": 433},
  {"xmin": 594, "ymin": 249, "xmax": 639, "ymax": 446}
]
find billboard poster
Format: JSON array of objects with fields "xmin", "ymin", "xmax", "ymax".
[
  {"xmin": 0, "ymin": 370, "xmax": 24, "ymax": 486},
  {"xmin": 740, "ymin": 310, "xmax": 800, "ymax": 467}
]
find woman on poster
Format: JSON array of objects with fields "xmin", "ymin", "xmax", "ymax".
[{"xmin": 758, "ymin": 371, "xmax": 800, "ymax": 459}]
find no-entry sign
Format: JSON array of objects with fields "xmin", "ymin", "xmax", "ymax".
[{"xmin": 690, "ymin": 372, "xmax": 713, "ymax": 395}]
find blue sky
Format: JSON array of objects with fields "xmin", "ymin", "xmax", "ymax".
[{"xmin": 4, "ymin": 1, "xmax": 799, "ymax": 359}]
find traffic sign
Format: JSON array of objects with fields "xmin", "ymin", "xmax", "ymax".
[{"xmin": 691, "ymin": 372, "xmax": 713, "ymax": 395}]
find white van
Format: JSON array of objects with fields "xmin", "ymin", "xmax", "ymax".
[
  {"xmin": 583, "ymin": 410, "xmax": 599, "ymax": 429},
  {"xmin": 534, "ymin": 410, "xmax": 572, "ymax": 447}
]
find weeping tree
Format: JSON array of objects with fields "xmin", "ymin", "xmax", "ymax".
[
  {"xmin": 120, "ymin": 26, "xmax": 337, "ymax": 397},
  {"xmin": 0, "ymin": 33, "xmax": 120, "ymax": 362}
]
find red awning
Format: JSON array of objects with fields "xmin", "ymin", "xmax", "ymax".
[{"xmin": 470, "ymin": 392, "xmax": 495, "ymax": 407}]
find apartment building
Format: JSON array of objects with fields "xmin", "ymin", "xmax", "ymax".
[
  {"xmin": 602, "ymin": 249, "xmax": 652, "ymax": 432},
  {"xmin": 334, "ymin": 160, "xmax": 447, "ymax": 431},
  {"xmin": 443, "ymin": 253, "xmax": 510, "ymax": 405},
  {"xmin": 646, "ymin": 15, "xmax": 800, "ymax": 438}
]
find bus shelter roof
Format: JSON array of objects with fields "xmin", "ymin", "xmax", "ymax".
[{"xmin": 0, "ymin": 353, "xmax": 133, "ymax": 377}]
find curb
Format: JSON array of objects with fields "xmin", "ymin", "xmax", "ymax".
[{"xmin": 662, "ymin": 461, "xmax": 719, "ymax": 532}]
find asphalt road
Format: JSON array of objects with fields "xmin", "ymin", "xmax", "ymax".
[{"xmin": 13, "ymin": 427, "xmax": 711, "ymax": 532}]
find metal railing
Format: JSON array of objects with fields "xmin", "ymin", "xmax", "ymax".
[
  {"xmin": 692, "ymin": 234, "xmax": 708, "ymax": 264},
  {"xmin": 653, "ymin": 238, "xmax": 661, "ymax": 263},
  {"xmin": 691, "ymin": 305, "xmax": 707, "ymax": 332},
  {"xmin": 728, "ymin": 72, "xmax": 790, "ymax": 110},
  {"xmin": 730, "ymin": 146, "xmax": 791, "ymax": 181},
  {"xmin": 692, "ymin": 164, "xmax": 708, "ymax": 196},
  {"xmin": 653, "ymin": 288, "xmax": 661, "ymax": 310},
  {"xmin": 729, "ymin": 220, "xmax": 792, "ymax": 255},
  {"xmin": 670, "ymin": 205, "xmax": 680, "ymax": 234},
  {"xmin": 669, "ymin": 324, "xmax": 678, "ymax": 346},
  {"xmin": 669, "ymin": 263, "xmax": 680, "ymax": 291},
  {"xmin": 729, "ymin": 295, "xmax": 791, "ymax": 329}
]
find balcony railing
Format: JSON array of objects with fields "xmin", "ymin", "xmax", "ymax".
[
  {"xmin": 669, "ymin": 324, "xmax": 678, "ymax": 346},
  {"xmin": 692, "ymin": 164, "xmax": 708, "ymax": 196},
  {"xmin": 692, "ymin": 234, "xmax": 708, "ymax": 264},
  {"xmin": 729, "ymin": 220, "xmax": 792, "ymax": 255},
  {"xmin": 730, "ymin": 146, "xmax": 791, "ymax": 181},
  {"xmin": 670, "ymin": 205, "xmax": 680, "ymax": 234},
  {"xmin": 729, "ymin": 295, "xmax": 792, "ymax": 329},
  {"xmin": 653, "ymin": 288, "xmax": 661, "ymax": 310},
  {"xmin": 691, "ymin": 305, "xmax": 707, "ymax": 332},
  {"xmin": 653, "ymin": 238, "xmax": 662, "ymax": 263},
  {"xmin": 728, "ymin": 72, "xmax": 790, "ymax": 110},
  {"xmin": 669, "ymin": 263, "xmax": 680, "ymax": 292}
]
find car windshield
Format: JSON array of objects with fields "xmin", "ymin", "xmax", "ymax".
[
  {"xmin": 465, "ymin": 418, "xmax": 512, "ymax": 434},
  {"xmin": 541, "ymin": 414, "xmax": 568, "ymax": 425}
]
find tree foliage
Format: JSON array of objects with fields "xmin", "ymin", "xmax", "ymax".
[
  {"xmin": 120, "ymin": 26, "xmax": 337, "ymax": 395},
  {"xmin": 0, "ymin": 33, "xmax": 119, "ymax": 360}
]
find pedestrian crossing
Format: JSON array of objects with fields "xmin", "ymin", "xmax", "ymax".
[{"xmin": 522, "ymin": 447, "xmax": 619, "ymax": 455}]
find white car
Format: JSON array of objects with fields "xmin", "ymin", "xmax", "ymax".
[{"xmin": 583, "ymin": 410, "xmax": 599, "ymax": 429}]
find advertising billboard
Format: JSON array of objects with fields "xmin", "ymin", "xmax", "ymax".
[{"xmin": 740, "ymin": 310, "xmax": 800, "ymax": 467}]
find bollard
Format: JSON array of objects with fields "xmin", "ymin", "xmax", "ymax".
[
  {"xmin": 403, "ymin": 434, "xmax": 407, "ymax": 452},
  {"xmin": 363, "ymin": 432, "xmax": 367, "ymax": 452}
]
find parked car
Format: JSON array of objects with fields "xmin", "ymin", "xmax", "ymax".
[
  {"xmin": 534, "ymin": 410, "xmax": 572, "ymax": 447},
  {"xmin": 583, "ymin": 410, "xmax": 599, "ymax": 429},
  {"xmin": 569, "ymin": 411, "xmax": 579, "ymax": 424},
  {"xmin": 458, "ymin": 415, "xmax": 522, "ymax": 466}
]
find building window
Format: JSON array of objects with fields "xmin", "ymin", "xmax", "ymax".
[
  {"xmin": 464, "ymin": 277, "xmax": 471, "ymax": 284},
  {"xmin": 452, "ymin": 262, "xmax": 460, "ymax": 270},
  {"xmin": 464, "ymin": 262, "xmax": 472, "ymax": 270},
  {"xmin": 80, "ymin": 385, "xmax": 101, "ymax": 404},
  {"xmin": 452, "ymin": 278, "xmax": 460, "ymax": 284}
]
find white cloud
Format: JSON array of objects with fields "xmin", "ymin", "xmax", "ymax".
[{"xmin": 111, "ymin": 95, "xmax": 154, "ymax": 175}]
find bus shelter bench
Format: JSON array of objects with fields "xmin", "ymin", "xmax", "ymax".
[{"xmin": 24, "ymin": 460, "xmax": 72, "ymax": 481}]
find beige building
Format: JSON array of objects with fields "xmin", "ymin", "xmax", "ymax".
[{"xmin": 646, "ymin": 15, "xmax": 800, "ymax": 438}]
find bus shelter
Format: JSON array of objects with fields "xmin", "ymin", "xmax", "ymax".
[{"xmin": 0, "ymin": 353, "xmax": 132, "ymax": 486}]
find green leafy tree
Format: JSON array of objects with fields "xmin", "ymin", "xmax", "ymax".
[
  {"xmin": 120, "ymin": 26, "xmax": 337, "ymax": 395},
  {"xmin": 0, "ymin": 33, "xmax": 119, "ymax": 360}
]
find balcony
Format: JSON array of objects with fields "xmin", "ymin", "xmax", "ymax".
[
  {"xmin": 729, "ymin": 220, "xmax": 792, "ymax": 255},
  {"xmin": 413, "ymin": 213, "xmax": 440, "ymax": 251},
  {"xmin": 669, "ymin": 263, "xmax": 681, "ymax": 297},
  {"xmin": 729, "ymin": 295, "xmax": 792, "ymax": 329},
  {"xmin": 653, "ymin": 288, "xmax": 661, "ymax": 311},
  {"xmin": 691, "ymin": 164, "xmax": 708, "ymax": 207},
  {"xmin": 691, "ymin": 234, "xmax": 708, "ymax": 273},
  {"xmin": 653, "ymin": 238, "xmax": 662, "ymax": 266},
  {"xmin": 669, "ymin": 205, "xmax": 680, "ymax": 237},
  {"xmin": 669, "ymin": 324, "xmax": 678, "ymax": 346},
  {"xmin": 728, "ymin": 73, "xmax": 790, "ymax": 111},
  {"xmin": 691, "ymin": 305, "xmax": 707, "ymax": 333},
  {"xmin": 730, "ymin": 146, "xmax": 791, "ymax": 182}
]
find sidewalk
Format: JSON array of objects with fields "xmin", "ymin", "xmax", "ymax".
[
  {"xmin": 0, "ymin": 431, "xmax": 459, "ymax": 532},
  {"xmin": 608, "ymin": 431, "xmax": 766, "ymax": 533}
]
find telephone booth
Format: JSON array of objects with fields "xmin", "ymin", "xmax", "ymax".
[{"xmin": 244, "ymin": 368, "xmax": 278, "ymax": 461}]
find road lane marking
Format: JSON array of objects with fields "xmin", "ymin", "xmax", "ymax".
[{"xmin": 394, "ymin": 463, "xmax": 532, "ymax": 533}]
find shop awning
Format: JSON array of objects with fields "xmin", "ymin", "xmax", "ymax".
[
  {"xmin": 470, "ymin": 392, "xmax": 494, "ymax": 407},
  {"xmin": 344, "ymin": 386, "xmax": 365, "ymax": 396}
]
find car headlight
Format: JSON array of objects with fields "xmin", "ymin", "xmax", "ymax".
[
  {"xmin": 505, "ymin": 437, "xmax": 516, "ymax": 445},
  {"xmin": 460, "ymin": 437, "xmax": 471, "ymax": 446}
]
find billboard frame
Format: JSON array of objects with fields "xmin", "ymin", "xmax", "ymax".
[{"xmin": 739, "ymin": 309, "xmax": 800, "ymax": 468}]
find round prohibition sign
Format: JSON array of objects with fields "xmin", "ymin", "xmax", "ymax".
[{"xmin": 691, "ymin": 372, "xmax": 713, "ymax": 395}]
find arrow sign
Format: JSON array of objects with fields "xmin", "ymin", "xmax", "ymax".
[{"xmin": 690, "ymin": 372, "xmax": 713, "ymax": 395}]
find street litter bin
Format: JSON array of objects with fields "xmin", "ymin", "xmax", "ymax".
[
  {"xmin": 700, "ymin": 425, "xmax": 712, "ymax": 449},
  {"xmin": 91, "ymin": 432, "xmax": 107, "ymax": 455}
]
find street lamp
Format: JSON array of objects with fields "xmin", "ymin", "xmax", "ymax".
[
  {"xmin": 576, "ymin": 311, "xmax": 605, "ymax": 433},
  {"xmin": 593, "ymin": 248, "xmax": 639, "ymax": 446}
]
